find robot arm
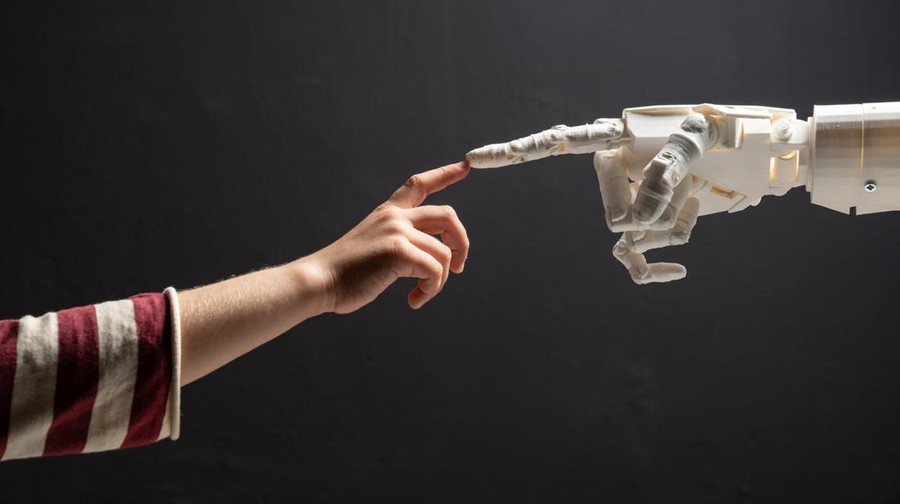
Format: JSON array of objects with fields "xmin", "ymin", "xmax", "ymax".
[
  {"xmin": 466, "ymin": 101, "xmax": 900, "ymax": 284},
  {"xmin": 808, "ymin": 102, "xmax": 900, "ymax": 215}
]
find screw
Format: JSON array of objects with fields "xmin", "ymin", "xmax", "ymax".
[
  {"xmin": 864, "ymin": 181, "xmax": 877, "ymax": 192},
  {"xmin": 773, "ymin": 119, "xmax": 792, "ymax": 140}
]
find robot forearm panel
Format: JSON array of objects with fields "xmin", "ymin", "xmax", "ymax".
[{"xmin": 808, "ymin": 101, "xmax": 900, "ymax": 215}]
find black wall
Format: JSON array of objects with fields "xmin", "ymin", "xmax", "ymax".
[{"xmin": 2, "ymin": 1, "xmax": 900, "ymax": 502}]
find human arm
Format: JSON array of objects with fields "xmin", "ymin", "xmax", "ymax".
[
  {"xmin": 0, "ymin": 161, "xmax": 470, "ymax": 460},
  {"xmin": 179, "ymin": 161, "xmax": 471, "ymax": 385},
  {"xmin": 0, "ymin": 293, "xmax": 178, "ymax": 460}
]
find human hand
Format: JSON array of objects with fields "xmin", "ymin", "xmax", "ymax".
[
  {"xmin": 466, "ymin": 104, "xmax": 811, "ymax": 284},
  {"xmin": 304, "ymin": 161, "xmax": 470, "ymax": 313}
]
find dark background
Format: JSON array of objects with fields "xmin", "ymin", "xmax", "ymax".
[{"xmin": 2, "ymin": 0, "xmax": 899, "ymax": 502}]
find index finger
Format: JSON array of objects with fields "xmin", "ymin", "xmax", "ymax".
[
  {"xmin": 389, "ymin": 161, "xmax": 470, "ymax": 208},
  {"xmin": 466, "ymin": 119, "xmax": 624, "ymax": 169}
]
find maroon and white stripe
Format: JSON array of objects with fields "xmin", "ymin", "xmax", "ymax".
[
  {"xmin": 0, "ymin": 290, "xmax": 180, "ymax": 461},
  {"xmin": 3, "ymin": 312, "xmax": 59, "ymax": 459},
  {"xmin": 121, "ymin": 293, "xmax": 173, "ymax": 448},
  {"xmin": 0, "ymin": 319, "xmax": 19, "ymax": 457},
  {"xmin": 82, "ymin": 299, "xmax": 140, "ymax": 452}
]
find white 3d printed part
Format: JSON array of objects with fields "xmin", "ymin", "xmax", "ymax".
[
  {"xmin": 466, "ymin": 101, "xmax": 900, "ymax": 284},
  {"xmin": 809, "ymin": 102, "xmax": 900, "ymax": 215}
]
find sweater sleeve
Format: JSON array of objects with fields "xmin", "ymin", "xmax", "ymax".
[{"xmin": 0, "ymin": 287, "xmax": 182, "ymax": 461}]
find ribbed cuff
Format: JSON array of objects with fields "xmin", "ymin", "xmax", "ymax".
[{"xmin": 162, "ymin": 287, "xmax": 182, "ymax": 441}]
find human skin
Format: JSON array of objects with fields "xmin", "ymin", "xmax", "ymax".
[{"xmin": 178, "ymin": 161, "xmax": 471, "ymax": 385}]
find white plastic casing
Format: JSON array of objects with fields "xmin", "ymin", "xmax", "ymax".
[
  {"xmin": 467, "ymin": 101, "xmax": 900, "ymax": 218},
  {"xmin": 808, "ymin": 102, "xmax": 900, "ymax": 214},
  {"xmin": 465, "ymin": 100, "xmax": 900, "ymax": 284},
  {"xmin": 620, "ymin": 104, "xmax": 809, "ymax": 216}
]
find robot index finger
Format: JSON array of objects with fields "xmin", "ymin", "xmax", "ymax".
[{"xmin": 466, "ymin": 119, "xmax": 625, "ymax": 169}]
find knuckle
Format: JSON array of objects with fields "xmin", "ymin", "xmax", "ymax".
[
  {"xmin": 374, "ymin": 203, "xmax": 396, "ymax": 215},
  {"xmin": 404, "ymin": 174, "xmax": 424, "ymax": 189},
  {"xmin": 612, "ymin": 241, "xmax": 630, "ymax": 259},
  {"xmin": 386, "ymin": 236, "xmax": 407, "ymax": 256},
  {"xmin": 629, "ymin": 266, "xmax": 649, "ymax": 284},
  {"xmin": 377, "ymin": 207, "xmax": 403, "ymax": 226},
  {"xmin": 379, "ymin": 206, "xmax": 401, "ymax": 221},
  {"xmin": 389, "ymin": 186, "xmax": 406, "ymax": 200},
  {"xmin": 441, "ymin": 205, "xmax": 457, "ymax": 218},
  {"xmin": 385, "ymin": 220, "xmax": 406, "ymax": 236},
  {"xmin": 447, "ymin": 231, "xmax": 470, "ymax": 251}
]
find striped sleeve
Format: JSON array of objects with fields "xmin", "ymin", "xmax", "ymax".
[{"xmin": 0, "ymin": 287, "xmax": 181, "ymax": 461}]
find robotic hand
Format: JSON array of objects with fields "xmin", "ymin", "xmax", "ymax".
[{"xmin": 467, "ymin": 102, "xmax": 900, "ymax": 284}]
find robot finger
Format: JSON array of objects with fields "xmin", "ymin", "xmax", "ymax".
[
  {"xmin": 653, "ymin": 176, "xmax": 693, "ymax": 229},
  {"xmin": 466, "ymin": 119, "xmax": 625, "ymax": 169},
  {"xmin": 612, "ymin": 235, "xmax": 687, "ymax": 284},
  {"xmin": 627, "ymin": 196, "xmax": 700, "ymax": 253},
  {"xmin": 605, "ymin": 180, "xmax": 676, "ymax": 233},
  {"xmin": 632, "ymin": 113, "xmax": 714, "ymax": 224},
  {"xmin": 593, "ymin": 149, "xmax": 632, "ymax": 226}
]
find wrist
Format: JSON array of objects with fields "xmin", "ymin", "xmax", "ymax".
[{"xmin": 284, "ymin": 255, "xmax": 336, "ymax": 317}]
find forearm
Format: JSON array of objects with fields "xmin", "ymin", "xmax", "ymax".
[{"xmin": 178, "ymin": 257, "xmax": 332, "ymax": 385}]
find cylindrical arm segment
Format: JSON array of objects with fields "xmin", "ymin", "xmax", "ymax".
[{"xmin": 808, "ymin": 101, "xmax": 900, "ymax": 215}]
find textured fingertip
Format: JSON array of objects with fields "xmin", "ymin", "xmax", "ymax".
[
  {"xmin": 465, "ymin": 149, "xmax": 481, "ymax": 168},
  {"xmin": 466, "ymin": 146, "xmax": 500, "ymax": 169}
]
